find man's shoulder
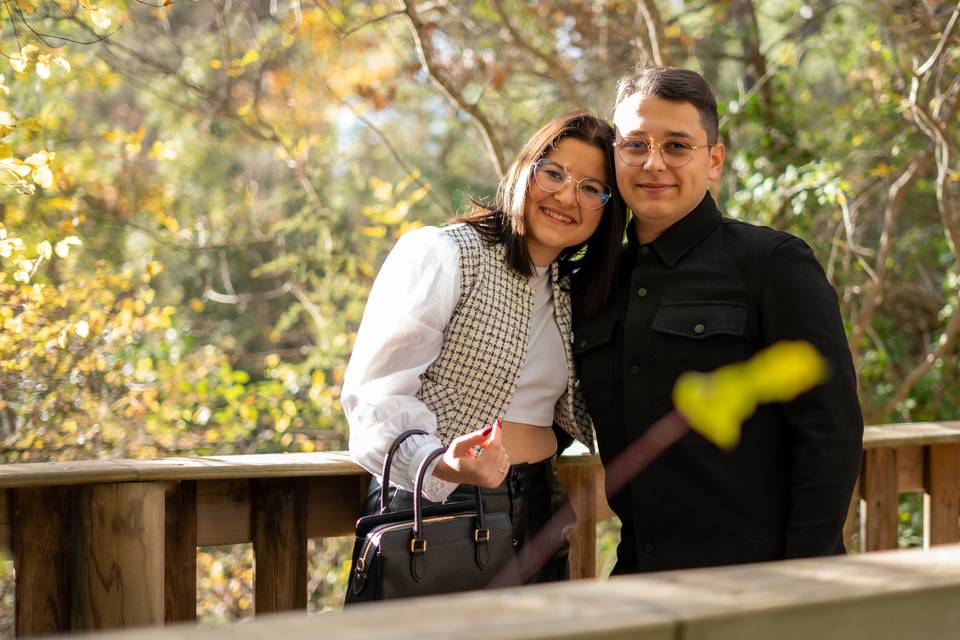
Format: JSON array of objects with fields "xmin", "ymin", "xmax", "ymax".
[{"xmin": 714, "ymin": 217, "xmax": 800, "ymax": 255}]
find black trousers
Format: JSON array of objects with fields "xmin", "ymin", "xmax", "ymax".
[{"xmin": 362, "ymin": 458, "xmax": 570, "ymax": 584}]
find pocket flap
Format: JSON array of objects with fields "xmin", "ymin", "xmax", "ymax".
[
  {"xmin": 653, "ymin": 302, "xmax": 747, "ymax": 339},
  {"xmin": 573, "ymin": 314, "xmax": 618, "ymax": 355}
]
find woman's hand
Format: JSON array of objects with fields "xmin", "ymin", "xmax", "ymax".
[{"xmin": 432, "ymin": 419, "xmax": 510, "ymax": 488}]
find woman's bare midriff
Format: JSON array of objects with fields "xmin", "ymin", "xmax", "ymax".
[{"xmin": 501, "ymin": 420, "xmax": 558, "ymax": 464}]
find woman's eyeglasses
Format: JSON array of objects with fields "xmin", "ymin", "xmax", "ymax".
[{"xmin": 531, "ymin": 159, "xmax": 611, "ymax": 210}]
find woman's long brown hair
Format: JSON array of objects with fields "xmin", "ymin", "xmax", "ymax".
[{"xmin": 452, "ymin": 111, "xmax": 626, "ymax": 318}]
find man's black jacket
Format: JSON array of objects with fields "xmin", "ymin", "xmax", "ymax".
[{"xmin": 572, "ymin": 193, "xmax": 863, "ymax": 574}]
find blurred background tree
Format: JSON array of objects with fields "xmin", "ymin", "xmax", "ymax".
[{"xmin": 0, "ymin": 0, "xmax": 957, "ymax": 628}]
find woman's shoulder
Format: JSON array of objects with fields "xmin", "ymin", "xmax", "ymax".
[{"xmin": 392, "ymin": 225, "xmax": 460, "ymax": 263}]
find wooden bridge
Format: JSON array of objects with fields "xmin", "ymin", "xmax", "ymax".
[{"xmin": 1, "ymin": 420, "xmax": 958, "ymax": 636}]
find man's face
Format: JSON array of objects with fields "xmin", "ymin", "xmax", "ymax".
[{"xmin": 613, "ymin": 94, "xmax": 725, "ymax": 242}]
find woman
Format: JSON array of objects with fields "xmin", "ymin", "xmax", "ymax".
[{"xmin": 341, "ymin": 111, "xmax": 625, "ymax": 583}]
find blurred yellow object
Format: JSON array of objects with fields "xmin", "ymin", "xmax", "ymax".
[{"xmin": 673, "ymin": 341, "xmax": 828, "ymax": 449}]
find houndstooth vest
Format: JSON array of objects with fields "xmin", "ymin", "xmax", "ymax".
[{"xmin": 416, "ymin": 224, "xmax": 594, "ymax": 451}]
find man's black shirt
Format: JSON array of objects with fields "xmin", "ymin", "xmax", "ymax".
[{"xmin": 572, "ymin": 193, "xmax": 863, "ymax": 573}]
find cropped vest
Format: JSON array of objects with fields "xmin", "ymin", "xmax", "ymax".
[{"xmin": 415, "ymin": 224, "xmax": 594, "ymax": 450}]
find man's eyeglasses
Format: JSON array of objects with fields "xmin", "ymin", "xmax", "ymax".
[
  {"xmin": 531, "ymin": 159, "xmax": 611, "ymax": 210},
  {"xmin": 614, "ymin": 137, "xmax": 711, "ymax": 168}
]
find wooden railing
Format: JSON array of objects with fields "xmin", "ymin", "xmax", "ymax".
[
  {"xmin": 0, "ymin": 420, "xmax": 958, "ymax": 636},
  {"xmin": 68, "ymin": 545, "xmax": 960, "ymax": 640}
]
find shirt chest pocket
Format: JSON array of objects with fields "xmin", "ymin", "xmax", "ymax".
[
  {"xmin": 573, "ymin": 314, "xmax": 618, "ymax": 418},
  {"xmin": 652, "ymin": 301, "xmax": 753, "ymax": 400}
]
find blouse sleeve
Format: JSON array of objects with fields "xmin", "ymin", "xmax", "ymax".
[{"xmin": 341, "ymin": 226, "xmax": 461, "ymax": 502}]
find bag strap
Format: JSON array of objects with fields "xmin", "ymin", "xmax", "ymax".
[
  {"xmin": 412, "ymin": 447, "xmax": 484, "ymax": 543},
  {"xmin": 380, "ymin": 429, "xmax": 429, "ymax": 514}
]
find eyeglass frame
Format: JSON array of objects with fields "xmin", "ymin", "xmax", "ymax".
[
  {"xmin": 529, "ymin": 158, "xmax": 612, "ymax": 210},
  {"xmin": 613, "ymin": 136, "xmax": 714, "ymax": 168}
]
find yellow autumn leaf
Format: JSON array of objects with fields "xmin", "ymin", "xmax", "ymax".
[
  {"xmin": 359, "ymin": 226, "xmax": 386, "ymax": 238},
  {"xmin": 36, "ymin": 240, "xmax": 52, "ymax": 260},
  {"xmin": 239, "ymin": 50, "xmax": 260, "ymax": 66},
  {"xmin": 54, "ymin": 236, "xmax": 81, "ymax": 257},
  {"xmin": 32, "ymin": 165, "xmax": 53, "ymax": 189},
  {"xmin": 674, "ymin": 341, "xmax": 828, "ymax": 449}
]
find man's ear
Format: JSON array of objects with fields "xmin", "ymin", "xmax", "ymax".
[{"xmin": 707, "ymin": 142, "xmax": 725, "ymax": 181}]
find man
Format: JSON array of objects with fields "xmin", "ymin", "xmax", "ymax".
[{"xmin": 572, "ymin": 66, "xmax": 863, "ymax": 574}]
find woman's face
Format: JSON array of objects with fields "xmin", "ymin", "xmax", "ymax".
[{"xmin": 523, "ymin": 137, "xmax": 608, "ymax": 267}]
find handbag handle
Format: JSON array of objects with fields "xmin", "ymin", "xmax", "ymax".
[
  {"xmin": 412, "ymin": 447, "xmax": 485, "ymax": 545},
  {"xmin": 379, "ymin": 429, "xmax": 429, "ymax": 514}
]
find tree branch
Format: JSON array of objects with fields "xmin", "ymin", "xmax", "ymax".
[
  {"xmin": 489, "ymin": 0, "xmax": 582, "ymax": 106},
  {"xmin": 848, "ymin": 159, "xmax": 926, "ymax": 368},
  {"xmin": 635, "ymin": 0, "xmax": 671, "ymax": 67},
  {"xmin": 868, "ymin": 301, "xmax": 960, "ymax": 422},
  {"xmin": 402, "ymin": 0, "xmax": 505, "ymax": 177},
  {"xmin": 319, "ymin": 79, "xmax": 449, "ymax": 214}
]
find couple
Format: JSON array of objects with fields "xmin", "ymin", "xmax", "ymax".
[{"xmin": 341, "ymin": 66, "xmax": 864, "ymax": 582}]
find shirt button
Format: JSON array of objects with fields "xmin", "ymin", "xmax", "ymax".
[
  {"xmin": 694, "ymin": 323, "xmax": 705, "ymax": 334},
  {"xmin": 640, "ymin": 246, "xmax": 651, "ymax": 256},
  {"xmin": 629, "ymin": 365, "xmax": 640, "ymax": 376},
  {"xmin": 642, "ymin": 542, "xmax": 655, "ymax": 554},
  {"xmin": 636, "ymin": 287, "xmax": 648, "ymax": 298},
  {"xmin": 578, "ymin": 338, "xmax": 588, "ymax": 348}
]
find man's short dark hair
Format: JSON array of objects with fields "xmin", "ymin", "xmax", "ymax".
[{"xmin": 614, "ymin": 66, "xmax": 720, "ymax": 144}]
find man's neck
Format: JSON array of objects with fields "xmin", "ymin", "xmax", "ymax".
[{"xmin": 633, "ymin": 218, "xmax": 672, "ymax": 244}]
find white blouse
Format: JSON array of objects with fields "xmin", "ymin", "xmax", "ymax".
[{"xmin": 341, "ymin": 225, "xmax": 568, "ymax": 502}]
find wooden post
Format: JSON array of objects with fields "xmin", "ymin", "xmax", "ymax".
[
  {"xmin": 562, "ymin": 464, "xmax": 597, "ymax": 579},
  {"xmin": 252, "ymin": 479, "xmax": 307, "ymax": 614},
  {"xmin": 862, "ymin": 448, "xmax": 899, "ymax": 551},
  {"xmin": 71, "ymin": 483, "xmax": 166, "ymax": 630},
  {"xmin": 165, "ymin": 481, "xmax": 197, "ymax": 623},
  {"xmin": 926, "ymin": 444, "xmax": 960, "ymax": 546},
  {"xmin": 14, "ymin": 487, "xmax": 72, "ymax": 637}
]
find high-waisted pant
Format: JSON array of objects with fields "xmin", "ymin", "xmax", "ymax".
[{"xmin": 361, "ymin": 457, "xmax": 570, "ymax": 584}]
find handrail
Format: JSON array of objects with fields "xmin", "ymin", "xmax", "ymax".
[
  {"xmin": 0, "ymin": 421, "xmax": 957, "ymax": 489},
  {"xmin": 67, "ymin": 545, "xmax": 960, "ymax": 640}
]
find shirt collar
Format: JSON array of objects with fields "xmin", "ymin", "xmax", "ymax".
[{"xmin": 627, "ymin": 192, "xmax": 722, "ymax": 267}]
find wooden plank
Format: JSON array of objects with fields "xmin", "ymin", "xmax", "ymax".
[
  {"xmin": 128, "ymin": 452, "xmax": 363, "ymax": 482},
  {"xmin": 66, "ymin": 545, "xmax": 960, "ymax": 640},
  {"xmin": 562, "ymin": 463, "xmax": 597, "ymax": 579},
  {"xmin": 306, "ymin": 475, "xmax": 368, "ymax": 538},
  {"xmin": 165, "ymin": 481, "xmax": 197, "ymax": 623},
  {"xmin": 252, "ymin": 478, "xmax": 307, "ymax": 614},
  {"xmin": 0, "ymin": 452, "xmax": 363, "ymax": 489},
  {"xmin": 71, "ymin": 483, "xmax": 166, "ymax": 630},
  {"xmin": 862, "ymin": 448, "xmax": 899, "ymax": 551},
  {"xmin": 14, "ymin": 487, "xmax": 71, "ymax": 637},
  {"xmin": 0, "ymin": 459, "xmax": 139, "ymax": 489},
  {"xmin": 895, "ymin": 445, "xmax": 925, "ymax": 492},
  {"xmin": 863, "ymin": 421, "xmax": 960, "ymax": 449},
  {"xmin": 926, "ymin": 443, "xmax": 960, "ymax": 546},
  {"xmin": 0, "ymin": 489, "xmax": 9, "ymax": 554},
  {"xmin": 197, "ymin": 480, "xmax": 251, "ymax": 546}
]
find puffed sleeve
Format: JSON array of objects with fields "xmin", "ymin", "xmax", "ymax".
[
  {"xmin": 341, "ymin": 226, "xmax": 461, "ymax": 502},
  {"xmin": 760, "ymin": 236, "xmax": 864, "ymax": 557}
]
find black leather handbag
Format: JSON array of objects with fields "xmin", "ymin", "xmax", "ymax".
[{"xmin": 344, "ymin": 430, "xmax": 519, "ymax": 604}]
